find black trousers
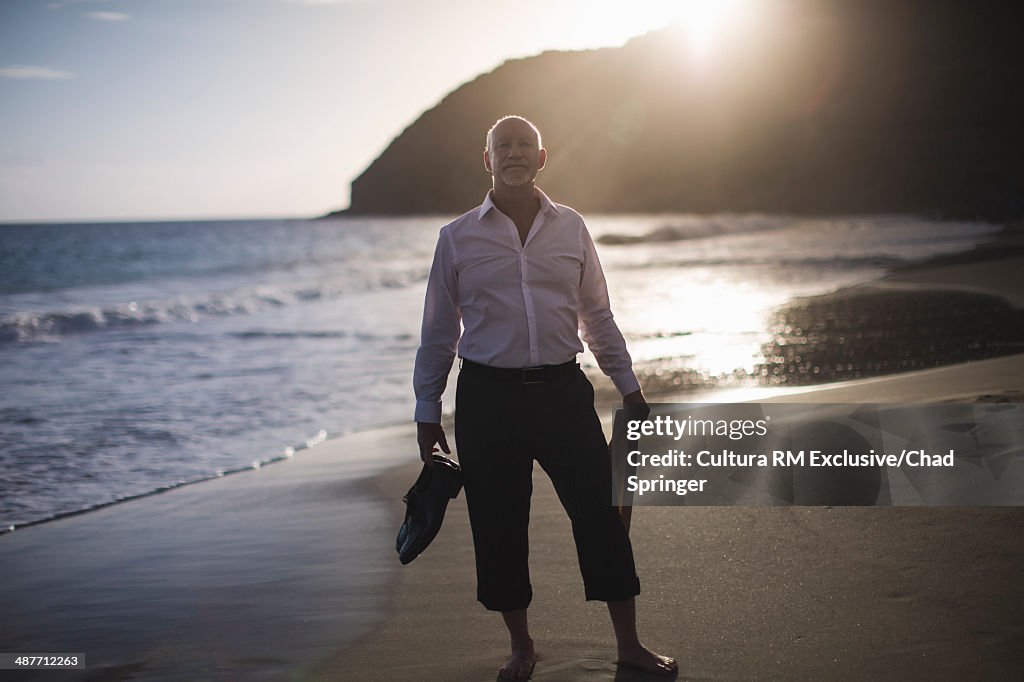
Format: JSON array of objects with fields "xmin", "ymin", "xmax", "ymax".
[{"xmin": 454, "ymin": 363, "xmax": 641, "ymax": 612}]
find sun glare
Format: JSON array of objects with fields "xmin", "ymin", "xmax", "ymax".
[
  {"xmin": 558, "ymin": 0, "xmax": 756, "ymax": 55},
  {"xmin": 672, "ymin": 0, "xmax": 749, "ymax": 57}
]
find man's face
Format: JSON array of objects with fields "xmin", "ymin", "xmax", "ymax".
[{"xmin": 484, "ymin": 119, "xmax": 547, "ymax": 188}]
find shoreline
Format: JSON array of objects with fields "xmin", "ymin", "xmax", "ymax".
[
  {"xmin": 0, "ymin": 423, "xmax": 422, "ymax": 681},
  {"xmin": 0, "ymin": 421, "xmax": 408, "ymax": 536},
  {"xmin": 618, "ymin": 223, "xmax": 1024, "ymax": 400}
]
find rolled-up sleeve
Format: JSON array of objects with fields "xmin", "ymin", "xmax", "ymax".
[
  {"xmin": 413, "ymin": 227, "xmax": 461, "ymax": 423},
  {"xmin": 578, "ymin": 225, "xmax": 641, "ymax": 396}
]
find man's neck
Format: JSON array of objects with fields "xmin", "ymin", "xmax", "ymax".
[{"xmin": 492, "ymin": 183, "xmax": 540, "ymax": 217}]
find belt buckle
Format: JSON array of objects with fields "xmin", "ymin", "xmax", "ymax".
[{"xmin": 521, "ymin": 367, "xmax": 545, "ymax": 384}]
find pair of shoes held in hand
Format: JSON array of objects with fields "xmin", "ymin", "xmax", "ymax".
[{"xmin": 396, "ymin": 454, "xmax": 462, "ymax": 565}]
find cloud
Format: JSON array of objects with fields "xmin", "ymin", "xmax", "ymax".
[
  {"xmin": 0, "ymin": 65, "xmax": 75, "ymax": 80},
  {"xmin": 86, "ymin": 11, "xmax": 129, "ymax": 21},
  {"xmin": 48, "ymin": 0, "xmax": 110, "ymax": 8}
]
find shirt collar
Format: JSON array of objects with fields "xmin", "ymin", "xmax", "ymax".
[{"xmin": 477, "ymin": 187, "xmax": 561, "ymax": 219}]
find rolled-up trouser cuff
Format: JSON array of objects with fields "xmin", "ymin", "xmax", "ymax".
[
  {"xmin": 479, "ymin": 585, "xmax": 533, "ymax": 613},
  {"xmin": 584, "ymin": 575, "xmax": 641, "ymax": 603}
]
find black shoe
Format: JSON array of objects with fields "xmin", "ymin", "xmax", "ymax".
[{"xmin": 396, "ymin": 454, "xmax": 462, "ymax": 565}]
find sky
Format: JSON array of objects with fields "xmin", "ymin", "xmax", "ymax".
[{"xmin": 0, "ymin": 0, "xmax": 740, "ymax": 222}]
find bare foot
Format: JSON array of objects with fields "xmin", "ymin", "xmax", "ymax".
[
  {"xmin": 499, "ymin": 645, "xmax": 537, "ymax": 680},
  {"xmin": 617, "ymin": 644, "xmax": 678, "ymax": 676}
]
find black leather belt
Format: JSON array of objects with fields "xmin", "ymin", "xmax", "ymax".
[{"xmin": 460, "ymin": 358, "xmax": 578, "ymax": 384}]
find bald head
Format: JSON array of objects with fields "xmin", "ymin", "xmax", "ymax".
[{"xmin": 485, "ymin": 115, "xmax": 542, "ymax": 153}]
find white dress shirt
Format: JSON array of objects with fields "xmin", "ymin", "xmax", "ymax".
[{"xmin": 413, "ymin": 188, "xmax": 640, "ymax": 423}]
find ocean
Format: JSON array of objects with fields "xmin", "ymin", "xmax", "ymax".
[{"xmin": 0, "ymin": 214, "xmax": 998, "ymax": 530}]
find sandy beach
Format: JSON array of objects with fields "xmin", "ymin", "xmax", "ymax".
[
  {"xmin": 2, "ymin": 229, "xmax": 1022, "ymax": 681},
  {"xmin": 320, "ymin": 458, "xmax": 1024, "ymax": 682}
]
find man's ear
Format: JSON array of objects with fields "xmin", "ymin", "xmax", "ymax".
[
  {"xmin": 537, "ymin": 148, "xmax": 547, "ymax": 171},
  {"xmin": 483, "ymin": 150, "xmax": 492, "ymax": 172}
]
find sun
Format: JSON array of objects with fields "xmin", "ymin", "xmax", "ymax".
[
  {"xmin": 671, "ymin": 0, "xmax": 751, "ymax": 57},
  {"xmin": 550, "ymin": 0, "xmax": 763, "ymax": 64},
  {"xmin": 578, "ymin": 0, "xmax": 758, "ymax": 56}
]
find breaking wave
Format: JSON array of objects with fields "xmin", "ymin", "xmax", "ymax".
[
  {"xmin": 596, "ymin": 215, "xmax": 789, "ymax": 245},
  {"xmin": 0, "ymin": 268, "xmax": 427, "ymax": 345},
  {"xmin": 620, "ymin": 254, "xmax": 911, "ymax": 270}
]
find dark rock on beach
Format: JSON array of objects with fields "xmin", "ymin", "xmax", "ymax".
[{"xmin": 756, "ymin": 288, "xmax": 1024, "ymax": 385}]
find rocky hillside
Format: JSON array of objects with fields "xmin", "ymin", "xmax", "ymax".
[{"xmin": 336, "ymin": 0, "xmax": 1023, "ymax": 219}]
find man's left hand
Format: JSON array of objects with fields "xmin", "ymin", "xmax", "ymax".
[
  {"xmin": 622, "ymin": 389, "xmax": 650, "ymax": 421},
  {"xmin": 622, "ymin": 389, "xmax": 647, "ymax": 406}
]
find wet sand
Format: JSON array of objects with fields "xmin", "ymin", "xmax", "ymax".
[{"xmin": 0, "ymin": 426, "xmax": 417, "ymax": 681}]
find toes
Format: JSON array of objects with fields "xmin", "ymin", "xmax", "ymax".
[
  {"xmin": 618, "ymin": 650, "xmax": 679, "ymax": 676},
  {"xmin": 654, "ymin": 656, "xmax": 678, "ymax": 676},
  {"xmin": 499, "ymin": 656, "xmax": 535, "ymax": 680}
]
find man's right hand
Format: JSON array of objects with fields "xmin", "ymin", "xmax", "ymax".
[{"xmin": 417, "ymin": 422, "xmax": 450, "ymax": 466}]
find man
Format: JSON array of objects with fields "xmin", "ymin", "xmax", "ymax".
[{"xmin": 414, "ymin": 115, "xmax": 677, "ymax": 679}]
